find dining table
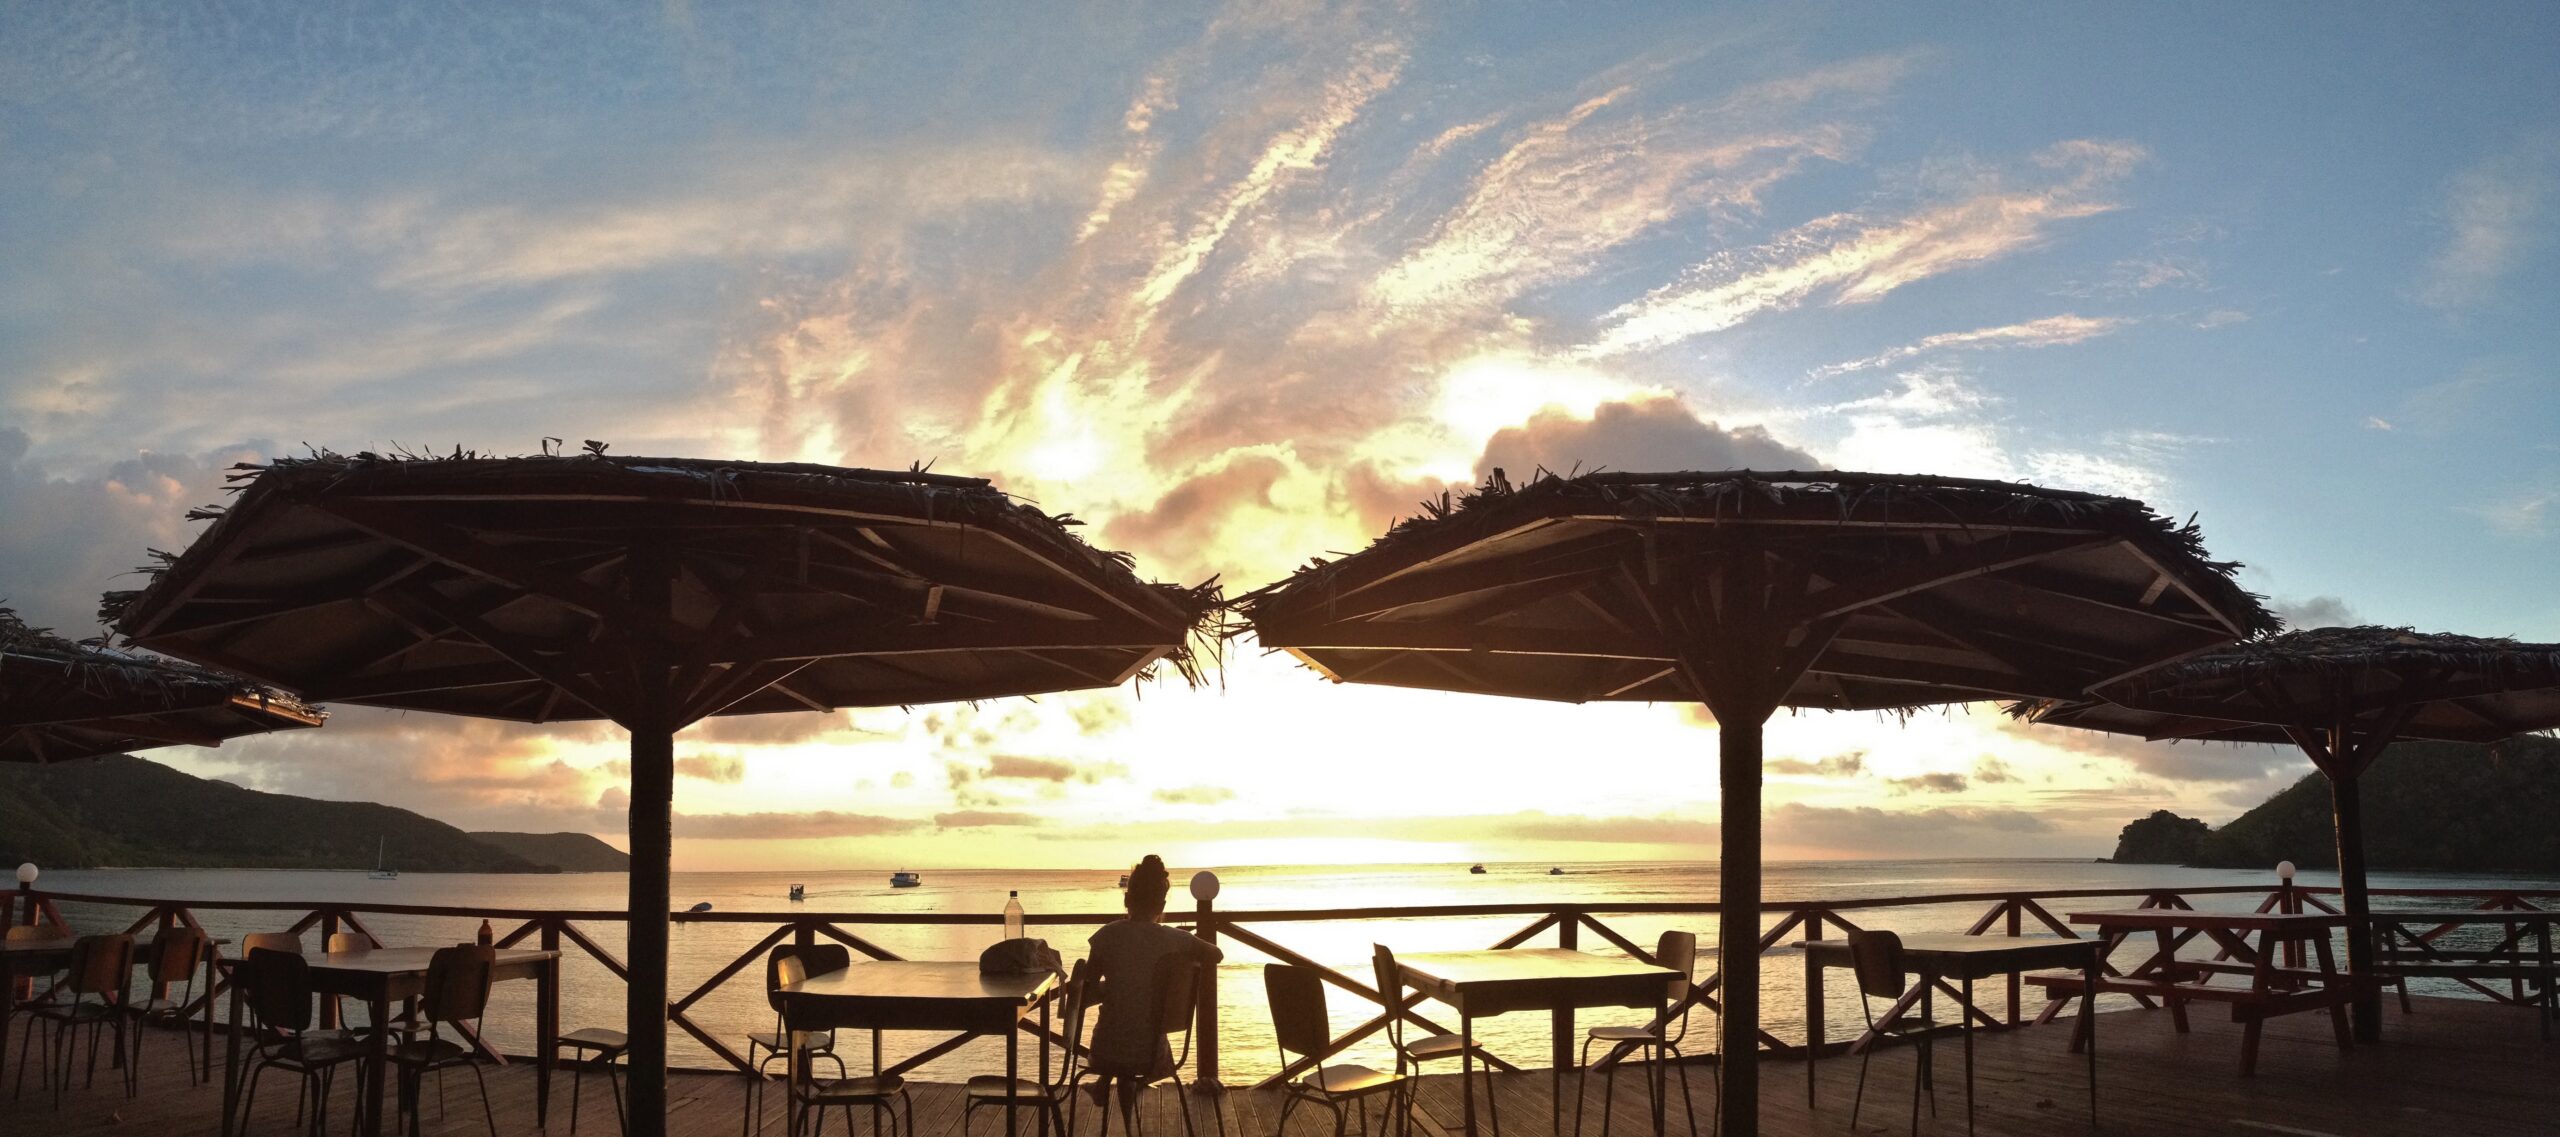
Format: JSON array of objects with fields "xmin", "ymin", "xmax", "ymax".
[
  {"xmin": 216, "ymin": 945, "xmax": 561, "ymax": 1137},
  {"xmin": 1796, "ymin": 932, "xmax": 2104, "ymax": 1133},
  {"xmin": 1391, "ymin": 948, "xmax": 1685, "ymax": 1137},
  {"xmin": 777, "ymin": 960, "xmax": 1059, "ymax": 1137}
]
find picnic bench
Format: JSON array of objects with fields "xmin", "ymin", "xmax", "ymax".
[
  {"xmin": 2365, "ymin": 909, "xmax": 2558, "ymax": 1039},
  {"xmin": 2022, "ymin": 910, "xmax": 2355, "ymax": 1075}
]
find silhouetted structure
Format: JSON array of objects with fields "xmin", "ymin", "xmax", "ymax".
[{"xmin": 0, "ymin": 605, "xmax": 320, "ymax": 764}]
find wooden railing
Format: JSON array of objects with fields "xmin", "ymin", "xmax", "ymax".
[{"xmin": 15, "ymin": 880, "xmax": 2554, "ymax": 1085}]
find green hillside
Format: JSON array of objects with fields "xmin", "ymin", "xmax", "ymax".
[
  {"xmin": 0, "ymin": 754, "xmax": 556, "ymax": 872},
  {"xmin": 2129, "ymin": 735, "xmax": 2560, "ymax": 873},
  {"xmin": 469, "ymin": 831, "xmax": 629, "ymax": 872}
]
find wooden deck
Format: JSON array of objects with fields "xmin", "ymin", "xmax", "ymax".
[{"xmin": 11, "ymin": 995, "xmax": 2554, "ymax": 1137}]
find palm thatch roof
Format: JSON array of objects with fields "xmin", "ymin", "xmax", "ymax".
[
  {"xmin": 103, "ymin": 445, "xmax": 1220, "ymax": 723},
  {"xmin": 2010, "ymin": 626, "xmax": 2560, "ymax": 745},
  {"xmin": 1240, "ymin": 469, "xmax": 2275, "ymax": 710},
  {"xmin": 1, "ymin": 605, "xmax": 323, "ymax": 762}
]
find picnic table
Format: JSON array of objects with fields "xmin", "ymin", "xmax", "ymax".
[
  {"xmin": 1393, "ymin": 948, "xmax": 1683, "ymax": 1137},
  {"xmin": 2030, "ymin": 910, "xmax": 2353, "ymax": 1075},
  {"xmin": 2366, "ymin": 909, "xmax": 2558, "ymax": 1038}
]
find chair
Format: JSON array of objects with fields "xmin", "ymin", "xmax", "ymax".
[
  {"xmin": 1373, "ymin": 944, "xmax": 1498, "ymax": 1137},
  {"xmin": 556, "ymin": 1026, "xmax": 631, "ymax": 1135},
  {"xmin": 747, "ymin": 942, "xmax": 852, "ymax": 1135},
  {"xmin": 7, "ymin": 924, "xmax": 75, "ymax": 1100},
  {"xmin": 388, "ymin": 944, "xmax": 500, "ymax": 1137},
  {"xmin": 1844, "ymin": 930, "xmax": 1937, "ymax": 1137},
  {"xmin": 962, "ymin": 959, "xmax": 1088, "ymax": 1137},
  {"xmin": 1573, "ymin": 931, "xmax": 1708, "ymax": 1137},
  {"xmin": 776, "ymin": 953, "xmax": 910, "ymax": 1137},
  {"xmin": 1088, "ymin": 953, "xmax": 1222, "ymax": 1137},
  {"xmin": 125, "ymin": 928, "xmax": 208, "ymax": 1087},
  {"xmin": 27, "ymin": 933, "xmax": 137, "ymax": 1107},
  {"xmin": 234, "ymin": 947, "xmax": 369, "ymax": 1137},
  {"xmin": 1266, "ymin": 964, "xmax": 1407, "ymax": 1137}
]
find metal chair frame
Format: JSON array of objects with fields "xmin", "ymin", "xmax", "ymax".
[
  {"xmin": 1574, "ymin": 931, "xmax": 1712, "ymax": 1137},
  {"xmin": 557, "ymin": 1026, "xmax": 631, "ymax": 1135},
  {"xmin": 233, "ymin": 946, "xmax": 369, "ymax": 1137},
  {"xmin": 126, "ymin": 929, "xmax": 207, "ymax": 1087},
  {"xmin": 750, "ymin": 943, "xmax": 853, "ymax": 1136},
  {"xmin": 776, "ymin": 954, "xmax": 913, "ymax": 1137},
  {"xmin": 1089, "ymin": 953, "xmax": 1224, "ymax": 1137},
  {"xmin": 1845, "ymin": 930, "xmax": 1938, "ymax": 1137},
  {"xmin": 1267, "ymin": 963, "xmax": 1410, "ymax": 1137},
  {"xmin": 387, "ymin": 944, "xmax": 500, "ymax": 1137},
  {"xmin": 963, "ymin": 959, "xmax": 1090, "ymax": 1137},
  {"xmin": 7, "ymin": 924, "xmax": 76, "ymax": 1101},
  {"xmin": 1374, "ymin": 944, "xmax": 1502, "ymax": 1137},
  {"xmin": 28, "ymin": 933, "xmax": 137, "ymax": 1108}
]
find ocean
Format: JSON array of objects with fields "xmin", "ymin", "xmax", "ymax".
[{"xmin": 31, "ymin": 858, "xmax": 2559, "ymax": 1080}]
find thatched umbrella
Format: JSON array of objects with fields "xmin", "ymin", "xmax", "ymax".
[
  {"xmin": 102, "ymin": 447, "xmax": 1218, "ymax": 1137},
  {"xmin": 1239, "ymin": 469, "xmax": 2274, "ymax": 1137},
  {"xmin": 2011, "ymin": 626, "xmax": 2560, "ymax": 1042},
  {"xmin": 1, "ymin": 605, "xmax": 322, "ymax": 764}
]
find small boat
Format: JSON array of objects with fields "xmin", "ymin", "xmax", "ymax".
[
  {"xmin": 368, "ymin": 838, "xmax": 399, "ymax": 881},
  {"xmin": 1548, "ymin": 867, "xmax": 1565, "ymax": 876},
  {"xmin": 1117, "ymin": 874, "xmax": 1130, "ymax": 889},
  {"xmin": 687, "ymin": 901, "xmax": 713, "ymax": 913},
  {"xmin": 788, "ymin": 884, "xmax": 805, "ymax": 901},
  {"xmin": 1469, "ymin": 864, "xmax": 1487, "ymax": 875},
  {"xmin": 890, "ymin": 870, "xmax": 922, "ymax": 888}
]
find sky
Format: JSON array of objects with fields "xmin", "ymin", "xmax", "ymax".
[{"xmin": 2, "ymin": 2, "xmax": 2555, "ymax": 871}]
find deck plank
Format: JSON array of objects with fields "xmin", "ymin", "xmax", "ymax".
[{"xmin": 7, "ymin": 995, "xmax": 2553, "ymax": 1137}]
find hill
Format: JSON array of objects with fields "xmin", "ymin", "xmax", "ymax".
[
  {"xmin": 469, "ymin": 831, "xmax": 628, "ymax": 872},
  {"xmin": 2123, "ymin": 735, "xmax": 2560, "ymax": 873},
  {"xmin": 0, "ymin": 754, "xmax": 556, "ymax": 872}
]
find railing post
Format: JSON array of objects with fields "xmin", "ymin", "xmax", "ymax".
[
  {"xmin": 2006, "ymin": 898, "xmax": 2023, "ymax": 1025},
  {"xmin": 1553, "ymin": 907, "xmax": 1577, "ymax": 1071},
  {"xmin": 1804, "ymin": 911, "xmax": 1825, "ymax": 1049},
  {"xmin": 541, "ymin": 918, "xmax": 562, "ymax": 1077},
  {"xmin": 1194, "ymin": 886, "xmax": 1221, "ymax": 1092}
]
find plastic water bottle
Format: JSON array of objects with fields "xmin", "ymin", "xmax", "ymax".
[{"xmin": 1003, "ymin": 891, "xmax": 1025, "ymax": 941}]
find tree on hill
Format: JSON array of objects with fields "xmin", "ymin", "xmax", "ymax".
[
  {"xmin": 2111, "ymin": 810, "xmax": 2210, "ymax": 864},
  {"xmin": 2191, "ymin": 734, "xmax": 2560, "ymax": 872}
]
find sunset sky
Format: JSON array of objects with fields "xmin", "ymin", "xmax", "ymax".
[{"xmin": 3, "ymin": 3, "xmax": 2555, "ymax": 870}]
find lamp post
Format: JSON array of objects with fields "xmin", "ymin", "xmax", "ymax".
[
  {"xmin": 1189, "ymin": 870, "xmax": 1222, "ymax": 1092},
  {"xmin": 13, "ymin": 863, "xmax": 35, "ymax": 929},
  {"xmin": 2276, "ymin": 860, "xmax": 2302, "ymax": 965}
]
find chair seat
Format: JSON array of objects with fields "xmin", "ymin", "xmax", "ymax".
[
  {"xmin": 267, "ymin": 1033, "xmax": 370, "ymax": 1067},
  {"xmin": 1586, "ymin": 1025, "xmax": 1667, "ymax": 1043},
  {"xmin": 126, "ymin": 996, "xmax": 188, "ymax": 1015},
  {"xmin": 748, "ymin": 1028, "xmax": 837, "ymax": 1052},
  {"xmin": 390, "ymin": 1036, "xmax": 477, "ymax": 1067},
  {"xmin": 965, "ymin": 1075, "xmax": 1060, "ymax": 1103},
  {"xmin": 1878, "ymin": 1015, "xmax": 1942, "ymax": 1034},
  {"xmin": 1401, "ymin": 1032, "xmax": 1469, "ymax": 1060},
  {"xmin": 1301, "ymin": 1063, "xmax": 1402, "ymax": 1096},
  {"xmin": 32, "ymin": 999, "xmax": 120, "ymax": 1025},
  {"xmin": 560, "ymin": 1027, "xmax": 631, "ymax": 1053},
  {"xmin": 804, "ymin": 1075, "xmax": 906, "ymax": 1104}
]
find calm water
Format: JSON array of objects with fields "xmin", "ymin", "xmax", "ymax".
[{"xmin": 34, "ymin": 859, "xmax": 2560, "ymax": 1080}]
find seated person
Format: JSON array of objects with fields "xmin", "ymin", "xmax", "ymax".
[{"xmin": 1085, "ymin": 855, "xmax": 1223, "ymax": 1082}]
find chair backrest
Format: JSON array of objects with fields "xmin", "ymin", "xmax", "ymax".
[
  {"xmin": 5, "ymin": 924, "xmax": 71, "ymax": 943},
  {"xmin": 242, "ymin": 931, "xmax": 302, "ymax": 956},
  {"xmin": 326, "ymin": 932, "xmax": 367, "ymax": 954},
  {"xmin": 1263, "ymin": 964, "xmax": 1329, "ymax": 1061},
  {"xmin": 244, "ymin": 948, "xmax": 313, "ymax": 1033},
  {"xmin": 423, "ymin": 945, "xmax": 496, "ymax": 1024},
  {"xmin": 1655, "ymin": 930, "xmax": 1698, "ymax": 1003},
  {"xmin": 1846, "ymin": 930, "xmax": 1907, "ymax": 1000},
  {"xmin": 146, "ymin": 929, "xmax": 206, "ymax": 984},
  {"xmin": 766, "ymin": 942, "xmax": 851, "ymax": 1012},
  {"xmin": 1151, "ymin": 953, "xmax": 1202, "ymax": 1037},
  {"xmin": 1371, "ymin": 945, "xmax": 1407, "ymax": 1052},
  {"xmin": 64, "ymin": 934, "xmax": 135, "ymax": 998},
  {"xmin": 1054, "ymin": 959, "xmax": 1093, "ymax": 1082},
  {"xmin": 775, "ymin": 954, "xmax": 820, "ymax": 1032}
]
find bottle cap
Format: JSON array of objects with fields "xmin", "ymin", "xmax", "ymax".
[{"xmin": 1009, "ymin": 890, "xmax": 1019, "ymax": 896}]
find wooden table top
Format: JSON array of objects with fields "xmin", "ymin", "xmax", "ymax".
[
  {"xmin": 2068, "ymin": 909, "xmax": 2348, "ymax": 932},
  {"xmin": 1395, "ymin": 948, "xmax": 1680, "ymax": 986},
  {"xmin": 779, "ymin": 961, "xmax": 1055, "ymax": 1005},
  {"xmin": 1795, "ymin": 933, "xmax": 2102, "ymax": 980},
  {"xmin": 218, "ymin": 946, "xmax": 557, "ymax": 974}
]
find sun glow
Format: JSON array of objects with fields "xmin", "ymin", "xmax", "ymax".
[{"xmin": 1430, "ymin": 352, "xmax": 1649, "ymax": 475}]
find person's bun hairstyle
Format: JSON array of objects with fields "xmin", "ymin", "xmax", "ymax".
[{"xmin": 1125, "ymin": 855, "xmax": 1171, "ymax": 913}]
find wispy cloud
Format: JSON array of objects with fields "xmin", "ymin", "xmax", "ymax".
[
  {"xmin": 2418, "ymin": 135, "xmax": 2558, "ymax": 311},
  {"xmin": 1812, "ymin": 313, "xmax": 2131, "ymax": 377},
  {"xmin": 1588, "ymin": 140, "xmax": 2143, "ymax": 356}
]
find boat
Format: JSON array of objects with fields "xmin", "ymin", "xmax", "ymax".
[
  {"xmin": 890, "ymin": 870, "xmax": 922, "ymax": 888},
  {"xmin": 788, "ymin": 884, "xmax": 805, "ymax": 901},
  {"xmin": 1469, "ymin": 864, "xmax": 1487, "ymax": 874},
  {"xmin": 1548, "ymin": 867, "xmax": 1565, "ymax": 876},
  {"xmin": 1117, "ymin": 874, "xmax": 1130, "ymax": 889},
  {"xmin": 687, "ymin": 901, "xmax": 713, "ymax": 913},
  {"xmin": 367, "ymin": 838, "xmax": 398, "ymax": 881}
]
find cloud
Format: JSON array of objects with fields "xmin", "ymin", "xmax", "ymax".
[
  {"xmin": 1769, "ymin": 802, "xmax": 2051, "ymax": 855},
  {"xmin": 1152, "ymin": 785, "xmax": 1237, "ymax": 805},
  {"xmin": 2467, "ymin": 483, "xmax": 2559, "ymax": 538},
  {"xmin": 2418, "ymin": 135, "xmax": 2558, "ymax": 311},
  {"xmin": 1768, "ymin": 752, "xmax": 1867, "ymax": 778},
  {"xmin": 675, "ymin": 811, "xmax": 923, "ymax": 840},
  {"xmin": 1811, "ymin": 314, "xmax": 2131, "ymax": 377},
  {"xmin": 1494, "ymin": 812, "xmax": 1718, "ymax": 844},
  {"xmin": 1885, "ymin": 772, "xmax": 1969, "ymax": 794},
  {"xmin": 935, "ymin": 809, "xmax": 1043, "ymax": 829},
  {"xmin": 1589, "ymin": 140, "xmax": 2143, "ymax": 356},
  {"xmin": 0, "ymin": 429, "xmax": 266, "ymax": 632},
  {"xmin": 1474, "ymin": 395, "xmax": 1819, "ymax": 480},
  {"xmin": 985, "ymin": 755, "xmax": 1080, "ymax": 782},
  {"xmin": 1995, "ymin": 714, "xmax": 2301, "ymax": 785},
  {"xmin": 1972, "ymin": 757, "xmax": 2020, "ymax": 784},
  {"xmin": 674, "ymin": 755, "xmax": 745, "ymax": 784},
  {"xmin": 2272, "ymin": 595, "xmax": 2360, "ymax": 629}
]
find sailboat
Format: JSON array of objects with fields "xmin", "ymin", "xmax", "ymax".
[{"xmin": 368, "ymin": 838, "xmax": 399, "ymax": 881}]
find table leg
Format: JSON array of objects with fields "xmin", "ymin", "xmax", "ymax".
[
  {"xmin": 366, "ymin": 992, "xmax": 390, "ymax": 1137},
  {"xmin": 1007, "ymin": 1011, "xmax": 1021, "ymax": 1137},
  {"xmin": 1962, "ymin": 975, "xmax": 1975, "ymax": 1137},
  {"xmin": 1653, "ymin": 991, "xmax": 1668, "ymax": 1137},
  {"xmin": 202, "ymin": 949, "xmax": 218, "ymax": 1084},
  {"xmin": 2308, "ymin": 931, "xmax": 2351, "ymax": 1050},
  {"xmin": 1460, "ymin": 1015, "xmax": 1478, "ymax": 1137},
  {"xmin": 1039, "ymin": 999, "xmax": 1053, "ymax": 1137},
  {"xmin": 537, "ymin": 956, "xmax": 559, "ymax": 1127},
  {"xmin": 2081, "ymin": 954, "xmax": 2097, "ymax": 1129},
  {"xmin": 220, "ymin": 972, "xmax": 244, "ymax": 1137},
  {"xmin": 0, "ymin": 953, "xmax": 14, "ymax": 1092}
]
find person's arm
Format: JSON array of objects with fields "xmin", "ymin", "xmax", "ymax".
[{"xmin": 1184, "ymin": 927, "xmax": 1225, "ymax": 964}]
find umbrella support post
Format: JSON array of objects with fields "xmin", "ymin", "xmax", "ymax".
[
  {"xmin": 627, "ymin": 724, "xmax": 675, "ymax": 1137},
  {"xmin": 2331, "ymin": 774, "xmax": 2381, "ymax": 1043},
  {"xmin": 1716, "ymin": 716, "xmax": 1763, "ymax": 1137}
]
